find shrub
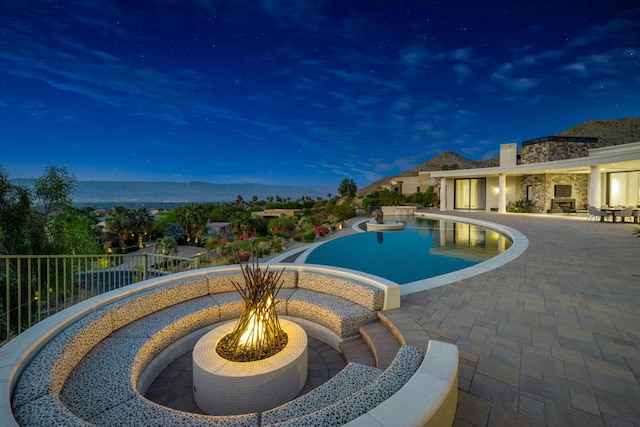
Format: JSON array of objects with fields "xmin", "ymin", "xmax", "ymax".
[
  {"xmin": 268, "ymin": 217, "xmax": 296, "ymax": 236},
  {"xmin": 508, "ymin": 198, "xmax": 534, "ymax": 213}
]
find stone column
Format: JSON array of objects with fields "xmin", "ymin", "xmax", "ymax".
[
  {"xmin": 440, "ymin": 178, "xmax": 447, "ymax": 211},
  {"xmin": 498, "ymin": 174, "xmax": 507, "ymax": 213},
  {"xmin": 589, "ymin": 165, "xmax": 602, "ymax": 207}
]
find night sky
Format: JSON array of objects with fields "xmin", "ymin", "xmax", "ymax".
[{"xmin": 1, "ymin": 1, "xmax": 638, "ymax": 188}]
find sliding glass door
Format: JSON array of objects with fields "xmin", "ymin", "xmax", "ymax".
[{"xmin": 454, "ymin": 178, "xmax": 486, "ymax": 210}]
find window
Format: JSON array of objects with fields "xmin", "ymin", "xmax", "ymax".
[{"xmin": 454, "ymin": 178, "xmax": 486, "ymax": 210}]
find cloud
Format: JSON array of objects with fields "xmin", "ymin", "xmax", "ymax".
[
  {"xmin": 452, "ymin": 63, "xmax": 473, "ymax": 83},
  {"xmin": 259, "ymin": 0, "xmax": 328, "ymax": 31},
  {"xmin": 400, "ymin": 45, "xmax": 446, "ymax": 73},
  {"xmin": 491, "ymin": 63, "xmax": 540, "ymax": 92},
  {"xmin": 451, "ymin": 48, "xmax": 473, "ymax": 62},
  {"xmin": 568, "ymin": 17, "xmax": 636, "ymax": 48}
]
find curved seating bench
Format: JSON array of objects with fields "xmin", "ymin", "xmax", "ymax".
[
  {"xmin": 4, "ymin": 264, "xmax": 461, "ymax": 426},
  {"xmin": 3, "ymin": 265, "xmax": 398, "ymax": 426},
  {"xmin": 261, "ymin": 362, "xmax": 383, "ymax": 425},
  {"xmin": 344, "ymin": 340, "xmax": 459, "ymax": 427},
  {"xmin": 263, "ymin": 345, "xmax": 424, "ymax": 427}
]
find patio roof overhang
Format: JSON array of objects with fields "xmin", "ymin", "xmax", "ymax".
[{"xmin": 431, "ymin": 141, "xmax": 640, "ymax": 179}]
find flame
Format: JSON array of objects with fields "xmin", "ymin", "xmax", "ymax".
[{"xmin": 238, "ymin": 296, "xmax": 272, "ymax": 347}]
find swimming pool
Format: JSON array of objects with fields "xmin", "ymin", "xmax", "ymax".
[{"xmin": 302, "ymin": 215, "xmax": 513, "ymax": 285}]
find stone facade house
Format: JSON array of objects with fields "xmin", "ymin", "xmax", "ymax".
[{"xmin": 430, "ymin": 136, "xmax": 640, "ymax": 213}]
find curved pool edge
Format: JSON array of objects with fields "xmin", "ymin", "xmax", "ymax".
[
  {"xmin": 282, "ymin": 213, "xmax": 528, "ymax": 297},
  {"xmin": 399, "ymin": 212, "xmax": 528, "ymax": 295}
]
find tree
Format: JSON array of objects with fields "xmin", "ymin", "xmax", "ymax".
[
  {"xmin": 133, "ymin": 208, "xmax": 154, "ymax": 248},
  {"xmin": 179, "ymin": 204, "xmax": 208, "ymax": 244},
  {"xmin": 362, "ymin": 189, "xmax": 406, "ymax": 210},
  {"xmin": 0, "ymin": 168, "xmax": 45, "ymax": 255},
  {"xmin": 338, "ymin": 178, "xmax": 357, "ymax": 199},
  {"xmin": 406, "ymin": 187, "xmax": 437, "ymax": 207},
  {"xmin": 105, "ymin": 206, "xmax": 135, "ymax": 251},
  {"xmin": 164, "ymin": 223, "xmax": 186, "ymax": 242},
  {"xmin": 440, "ymin": 163, "xmax": 459, "ymax": 171},
  {"xmin": 33, "ymin": 165, "xmax": 77, "ymax": 218},
  {"xmin": 228, "ymin": 213, "xmax": 249, "ymax": 236},
  {"xmin": 154, "ymin": 236, "xmax": 178, "ymax": 256},
  {"xmin": 48, "ymin": 207, "xmax": 103, "ymax": 255}
]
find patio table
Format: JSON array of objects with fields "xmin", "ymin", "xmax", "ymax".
[{"xmin": 600, "ymin": 207, "xmax": 621, "ymax": 223}]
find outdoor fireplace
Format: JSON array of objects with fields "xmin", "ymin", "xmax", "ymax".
[{"xmin": 550, "ymin": 198, "xmax": 576, "ymax": 212}]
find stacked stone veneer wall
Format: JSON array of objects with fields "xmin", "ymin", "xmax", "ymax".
[
  {"xmin": 520, "ymin": 173, "xmax": 589, "ymax": 213},
  {"xmin": 546, "ymin": 173, "xmax": 589, "ymax": 211},
  {"xmin": 520, "ymin": 141, "xmax": 590, "ymax": 164},
  {"xmin": 520, "ymin": 174, "xmax": 547, "ymax": 213}
]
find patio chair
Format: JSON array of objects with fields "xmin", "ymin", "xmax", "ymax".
[
  {"xmin": 613, "ymin": 206, "xmax": 634, "ymax": 223},
  {"xmin": 587, "ymin": 205, "xmax": 606, "ymax": 222}
]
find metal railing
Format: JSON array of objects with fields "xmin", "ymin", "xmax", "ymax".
[{"xmin": 1, "ymin": 252, "xmax": 200, "ymax": 346}]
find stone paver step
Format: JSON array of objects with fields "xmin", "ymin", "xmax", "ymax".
[
  {"xmin": 339, "ymin": 336, "xmax": 376, "ymax": 367},
  {"xmin": 359, "ymin": 322, "xmax": 402, "ymax": 369},
  {"xmin": 378, "ymin": 309, "xmax": 432, "ymax": 353}
]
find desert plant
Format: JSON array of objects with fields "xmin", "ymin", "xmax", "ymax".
[{"xmin": 508, "ymin": 198, "xmax": 534, "ymax": 213}]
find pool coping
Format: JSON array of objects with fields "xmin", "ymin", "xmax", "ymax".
[{"xmin": 270, "ymin": 213, "xmax": 528, "ymax": 296}]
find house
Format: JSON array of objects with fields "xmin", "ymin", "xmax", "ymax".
[
  {"xmin": 429, "ymin": 137, "xmax": 640, "ymax": 213},
  {"xmin": 389, "ymin": 171, "xmax": 433, "ymax": 194},
  {"xmin": 251, "ymin": 208, "xmax": 302, "ymax": 219}
]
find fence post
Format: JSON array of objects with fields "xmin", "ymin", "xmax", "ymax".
[{"xmin": 143, "ymin": 254, "xmax": 148, "ymax": 282}]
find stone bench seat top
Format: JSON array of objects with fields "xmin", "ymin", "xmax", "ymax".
[
  {"xmin": 264, "ymin": 345, "xmax": 424, "ymax": 427},
  {"xmin": 261, "ymin": 362, "xmax": 382, "ymax": 425},
  {"xmin": 279, "ymin": 288, "xmax": 379, "ymax": 337}
]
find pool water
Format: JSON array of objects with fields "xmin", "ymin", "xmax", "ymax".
[{"xmin": 304, "ymin": 216, "xmax": 511, "ymax": 284}]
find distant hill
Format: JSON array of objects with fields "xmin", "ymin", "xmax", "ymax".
[
  {"xmin": 556, "ymin": 116, "xmax": 640, "ymax": 147},
  {"xmin": 358, "ymin": 116, "xmax": 640, "ymax": 196},
  {"xmin": 10, "ymin": 179, "xmax": 338, "ymax": 205}
]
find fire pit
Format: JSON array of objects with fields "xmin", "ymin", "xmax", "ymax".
[{"xmin": 192, "ymin": 258, "xmax": 308, "ymax": 415}]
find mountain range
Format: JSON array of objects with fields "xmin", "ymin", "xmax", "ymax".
[
  {"xmin": 10, "ymin": 179, "xmax": 338, "ymax": 205},
  {"xmin": 358, "ymin": 116, "xmax": 640, "ymax": 196}
]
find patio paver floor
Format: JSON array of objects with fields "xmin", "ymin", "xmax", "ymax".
[{"xmin": 405, "ymin": 212, "xmax": 640, "ymax": 426}]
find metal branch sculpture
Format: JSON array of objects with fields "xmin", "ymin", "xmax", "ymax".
[{"xmin": 216, "ymin": 255, "xmax": 288, "ymax": 362}]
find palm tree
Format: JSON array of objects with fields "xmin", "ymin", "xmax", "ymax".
[
  {"xmin": 228, "ymin": 213, "xmax": 248, "ymax": 237},
  {"xmin": 133, "ymin": 208, "xmax": 154, "ymax": 249},
  {"xmin": 179, "ymin": 204, "xmax": 208, "ymax": 244},
  {"xmin": 154, "ymin": 236, "xmax": 178, "ymax": 256},
  {"xmin": 105, "ymin": 206, "xmax": 134, "ymax": 251}
]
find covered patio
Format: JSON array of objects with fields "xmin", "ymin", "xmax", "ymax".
[{"xmin": 434, "ymin": 141, "xmax": 640, "ymax": 215}]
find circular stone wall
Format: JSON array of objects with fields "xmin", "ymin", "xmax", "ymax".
[{"xmin": 192, "ymin": 319, "xmax": 308, "ymax": 415}]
